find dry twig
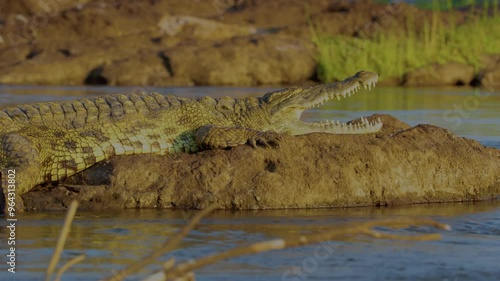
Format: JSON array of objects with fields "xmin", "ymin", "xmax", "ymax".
[
  {"xmin": 102, "ymin": 204, "xmax": 219, "ymax": 281},
  {"xmin": 46, "ymin": 202, "xmax": 451, "ymax": 281},
  {"xmin": 54, "ymin": 254, "xmax": 86, "ymax": 281},
  {"xmin": 153, "ymin": 217, "xmax": 450, "ymax": 280},
  {"xmin": 45, "ymin": 200, "xmax": 79, "ymax": 281}
]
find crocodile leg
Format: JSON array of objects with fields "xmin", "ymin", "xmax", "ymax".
[
  {"xmin": 195, "ymin": 125, "xmax": 282, "ymax": 149},
  {"xmin": 1, "ymin": 134, "xmax": 42, "ymax": 213}
]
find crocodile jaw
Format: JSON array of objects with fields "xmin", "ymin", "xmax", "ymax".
[
  {"xmin": 266, "ymin": 71, "xmax": 383, "ymax": 135},
  {"xmin": 288, "ymin": 115, "xmax": 382, "ymax": 135}
]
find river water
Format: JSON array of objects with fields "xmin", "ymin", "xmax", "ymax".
[{"xmin": 0, "ymin": 85, "xmax": 499, "ymax": 281}]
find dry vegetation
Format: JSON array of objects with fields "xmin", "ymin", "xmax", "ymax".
[{"xmin": 44, "ymin": 200, "xmax": 451, "ymax": 281}]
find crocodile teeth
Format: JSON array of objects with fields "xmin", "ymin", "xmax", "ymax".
[
  {"xmin": 303, "ymin": 73, "xmax": 380, "ymax": 133},
  {"xmin": 362, "ymin": 78, "xmax": 377, "ymax": 92},
  {"xmin": 338, "ymin": 116, "xmax": 383, "ymax": 131}
]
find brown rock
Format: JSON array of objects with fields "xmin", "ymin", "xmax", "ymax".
[
  {"xmin": 22, "ymin": 114, "xmax": 500, "ymax": 211},
  {"xmin": 482, "ymin": 68, "xmax": 500, "ymax": 89},
  {"xmin": 0, "ymin": 51, "xmax": 101, "ymax": 85},
  {"xmin": 0, "ymin": 0, "xmax": 90, "ymax": 17},
  {"xmin": 166, "ymin": 35, "xmax": 316, "ymax": 86},
  {"xmin": 403, "ymin": 63, "xmax": 475, "ymax": 87},
  {"xmin": 0, "ymin": 36, "xmax": 165, "ymax": 86},
  {"xmin": 158, "ymin": 16, "xmax": 256, "ymax": 41},
  {"xmin": 100, "ymin": 50, "xmax": 173, "ymax": 87},
  {"xmin": 482, "ymin": 69, "xmax": 500, "ymax": 90},
  {"xmin": 479, "ymin": 55, "xmax": 500, "ymax": 89}
]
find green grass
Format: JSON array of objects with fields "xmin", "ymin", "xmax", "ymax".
[
  {"xmin": 375, "ymin": 0, "xmax": 496, "ymax": 10},
  {"xmin": 313, "ymin": 0, "xmax": 500, "ymax": 82}
]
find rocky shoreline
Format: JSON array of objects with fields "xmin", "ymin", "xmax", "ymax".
[
  {"xmin": 0, "ymin": 0, "xmax": 498, "ymax": 88},
  {"xmin": 22, "ymin": 115, "xmax": 500, "ymax": 211}
]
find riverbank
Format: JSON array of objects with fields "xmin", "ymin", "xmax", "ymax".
[{"xmin": 0, "ymin": 0, "xmax": 498, "ymax": 88}]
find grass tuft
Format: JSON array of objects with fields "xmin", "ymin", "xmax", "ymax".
[{"xmin": 313, "ymin": 0, "xmax": 500, "ymax": 82}]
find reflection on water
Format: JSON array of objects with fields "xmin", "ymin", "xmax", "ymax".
[
  {"xmin": 12, "ymin": 201, "xmax": 500, "ymax": 281},
  {"xmin": 1, "ymin": 85, "xmax": 499, "ymax": 280}
]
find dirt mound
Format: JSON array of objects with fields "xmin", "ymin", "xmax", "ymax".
[{"xmin": 22, "ymin": 114, "xmax": 500, "ymax": 211}]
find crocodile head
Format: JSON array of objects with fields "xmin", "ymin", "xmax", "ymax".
[{"xmin": 262, "ymin": 70, "xmax": 382, "ymax": 135}]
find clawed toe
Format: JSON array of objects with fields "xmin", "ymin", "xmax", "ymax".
[
  {"xmin": 256, "ymin": 138, "xmax": 271, "ymax": 148},
  {"xmin": 248, "ymin": 131, "xmax": 281, "ymax": 148}
]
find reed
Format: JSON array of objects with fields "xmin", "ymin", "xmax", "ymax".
[
  {"xmin": 45, "ymin": 200, "xmax": 80, "ymax": 281},
  {"xmin": 157, "ymin": 218, "xmax": 450, "ymax": 280},
  {"xmin": 46, "ymin": 202, "xmax": 451, "ymax": 281}
]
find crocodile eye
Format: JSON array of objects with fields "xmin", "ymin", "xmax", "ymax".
[
  {"xmin": 356, "ymin": 70, "xmax": 367, "ymax": 77},
  {"xmin": 266, "ymin": 87, "xmax": 301, "ymax": 104}
]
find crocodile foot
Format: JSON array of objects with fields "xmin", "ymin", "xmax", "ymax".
[
  {"xmin": 247, "ymin": 130, "xmax": 282, "ymax": 148},
  {"xmin": 195, "ymin": 125, "xmax": 281, "ymax": 149}
]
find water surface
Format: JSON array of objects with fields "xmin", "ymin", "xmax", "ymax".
[{"xmin": 10, "ymin": 202, "xmax": 500, "ymax": 281}]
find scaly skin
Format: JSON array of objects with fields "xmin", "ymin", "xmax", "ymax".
[{"xmin": 0, "ymin": 71, "xmax": 381, "ymax": 210}]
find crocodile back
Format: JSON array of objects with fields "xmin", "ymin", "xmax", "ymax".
[{"xmin": 0, "ymin": 93, "xmax": 187, "ymax": 131}]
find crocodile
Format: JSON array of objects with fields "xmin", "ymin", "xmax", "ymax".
[{"xmin": 0, "ymin": 70, "xmax": 381, "ymax": 210}]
